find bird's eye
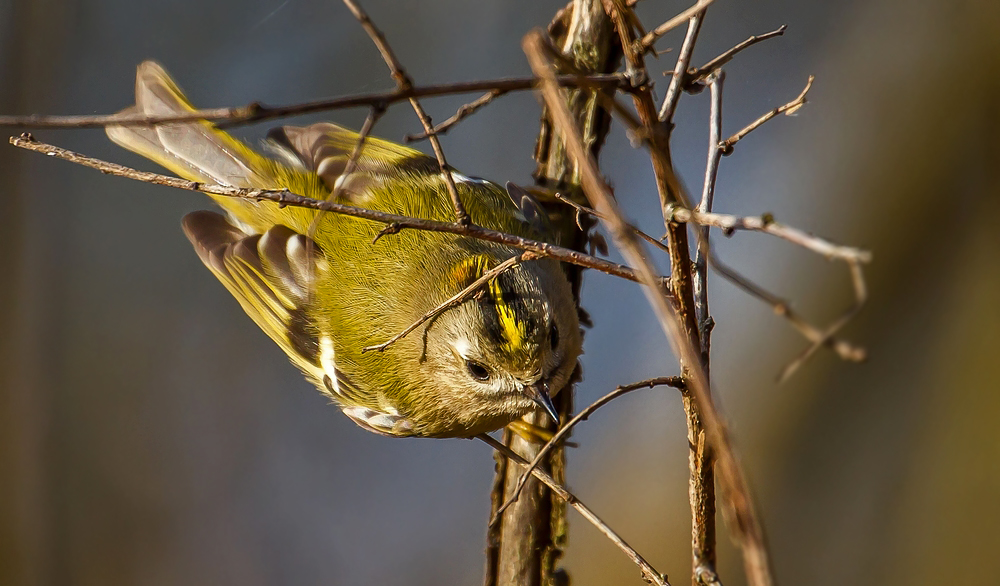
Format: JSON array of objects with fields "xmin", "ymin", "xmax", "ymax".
[
  {"xmin": 549, "ymin": 323, "xmax": 560, "ymax": 350},
  {"xmin": 466, "ymin": 360, "xmax": 491, "ymax": 382}
]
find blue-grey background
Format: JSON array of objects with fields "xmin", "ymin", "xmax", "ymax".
[{"xmin": 2, "ymin": 0, "xmax": 999, "ymax": 584}]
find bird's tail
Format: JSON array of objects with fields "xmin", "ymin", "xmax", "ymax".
[{"xmin": 106, "ymin": 60, "xmax": 323, "ymax": 232}]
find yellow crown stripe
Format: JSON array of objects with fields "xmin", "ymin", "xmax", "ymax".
[{"xmin": 488, "ymin": 277, "xmax": 528, "ymax": 352}]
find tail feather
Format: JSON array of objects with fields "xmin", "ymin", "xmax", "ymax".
[
  {"xmin": 107, "ymin": 61, "xmax": 324, "ymax": 231},
  {"xmin": 105, "ymin": 106, "xmax": 218, "ymax": 184}
]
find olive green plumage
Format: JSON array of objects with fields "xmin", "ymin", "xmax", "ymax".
[{"xmin": 107, "ymin": 61, "xmax": 582, "ymax": 438}]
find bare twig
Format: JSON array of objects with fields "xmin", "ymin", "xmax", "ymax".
[
  {"xmin": 658, "ymin": 3, "xmax": 709, "ymax": 123},
  {"xmin": 678, "ymin": 68, "xmax": 868, "ymax": 379},
  {"xmin": 554, "ymin": 193, "xmax": 671, "ymax": 254},
  {"xmin": 667, "ymin": 205, "xmax": 871, "ymax": 265},
  {"xmin": 636, "ymin": 0, "xmax": 715, "ymax": 54},
  {"xmin": 602, "ymin": 0, "xmax": 700, "ymax": 338},
  {"xmin": 707, "ymin": 252, "xmax": 866, "ymax": 365},
  {"xmin": 527, "ymin": 27, "xmax": 776, "ymax": 586},
  {"xmin": 722, "ymin": 75, "xmax": 814, "ymax": 151},
  {"xmin": 477, "ymin": 434, "xmax": 669, "ymax": 586},
  {"xmin": 8, "ymin": 134, "xmax": 651, "ymax": 285},
  {"xmin": 342, "ymin": 0, "xmax": 469, "ymax": 224},
  {"xmin": 362, "ymin": 253, "xmax": 534, "ymax": 353},
  {"xmin": 694, "ymin": 71, "xmax": 724, "ymax": 346},
  {"xmin": 687, "ymin": 26, "xmax": 787, "ymax": 87},
  {"xmin": 777, "ymin": 258, "xmax": 867, "ymax": 382},
  {"xmin": 491, "ymin": 376, "xmax": 685, "ymax": 525},
  {"xmin": 0, "ymin": 75, "xmax": 628, "ymax": 130},
  {"xmin": 406, "ymin": 89, "xmax": 504, "ymax": 142},
  {"xmin": 685, "ymin": 70, "xmax": 724, "ymax": 586},
  {"xmin": 554, "ymin": 189, "xmax": 868, "ymax": 369}
]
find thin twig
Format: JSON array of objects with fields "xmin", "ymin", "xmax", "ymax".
[
  {"xmin": 0, "ymin": 75, "xmax": 628, "ymax": 130},
  {"xmin": 477, "ymin": 434, "xmax": 670, "ymax": 586},
  {"xmin": 722, "ymin": 75, "xmax": 814, "ymax": 151},
  {"xmin": 342, "ymin": 0, "xmax": 469, "ymax": 224},
  {"xmin": 407, "ymin": 70, "xmax": 638, "ymax": 144},
  {"xmin": 658, "ymin": 3, "xmax": 709, "ymax": 123},
  {"xmin": 8, "ymin": 134, "xmax": 652, "ymax": 285},
  {"xmin": 636, "ymin": 0, "xmax": 715, "ymax": 54},
  {"xmin": 707, "ymin": 252, "xmax": 867, "ymax": 365},
  {"xmin": 362, "ymin": 253, "xmax": 534, "ymax": 353},
  {"xmin": 527, "ymin": 28, "xmax": 776, "ymax": 586},
  {"xmin": 335, "ymin": 106, "xmax": 383, "ymax": 201},
  {"xmin": 554, "ymin": 189, "xmax": 867, "ymax": 368},
  {"xmin": 687, "ymin": 25, "xmax": 787, "ymax": 87},
  {"xmin": 491, "ymin": 376, "xmax": 685, "ymax": 525},
  {"xmin": 777, "ymin": 258, "xmax": 867, "ymax": 382},
  {"xmin": 405, "ymin": 89, "xmax": 504, "ymax": 142},
  {"xmin": 667, "ymin": 205, "xmax": 871, "ymax": 264},
  {"xmin": 694, "ymin": 71, "xmax": 724, "ymax": 346}
]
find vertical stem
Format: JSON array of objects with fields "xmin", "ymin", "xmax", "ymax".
[
  {"xmin": 603, "ymin": 3, "xmax": 775, "ymax": 584},
  {"xmin": 688, "ymin": 70, "xmax": 723, "ymax": 586},
  {"xmin": 485, "ymin": 1, "xmax": 618, "ymax": 585}
]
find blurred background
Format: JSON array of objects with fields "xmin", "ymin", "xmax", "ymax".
[{"xmin": 2, "ymin": 0, "xmax": 998, "ymax": 584}]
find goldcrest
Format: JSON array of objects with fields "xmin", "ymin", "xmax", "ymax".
[{"xmin": 107, "ymin": 62, "xmax": 582, "ymax": 438}]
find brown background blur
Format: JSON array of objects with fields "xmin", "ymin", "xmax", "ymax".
[{"xmin": 2, "ymin": 0, "xmax": 999, "ymax": 584}]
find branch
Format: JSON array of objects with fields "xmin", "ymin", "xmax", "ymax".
[
  {"xmin": 477, "ymin": 434, "xmax": 669, "ymax": 586},
  {"xmin": 491, "ymin": 377, "xmax": 685, "ymax": 524},
  {"xmin": 694, "ymin": 71, "xmax": 724, "ymax": 346},
  {"xmin": 658, "ymin": 2, "xmax": 709, "ymax": 123},
  {"xmin": 342, "ymin": 0, "xmax": 469, "ymax": 223},
  {"xmin": 526, "ymin": 26, "xmax": 776, "ymax": 586},
  {"xmin": 362, "ymin": 253, "xmax": 534, "ymax": 353},
  {"xmin": 553, "ymin": 189, "xmax": 868, "ymax": 373},
  {"xmin": 667, "ymin": 205, "xmax": 871, "ymax": 264},
  {"xmin": 777, "ymin": 258, "xmax": 867, "ymax": 382},
  {"xmin": 636, "ymin": 0, "xmax": 715, "ymax": 54},
  {"xmin": 686, "ymin": 70, "xmax": 724, "ymax": 586},
  {"xmin": 405, "ymin": 89, "xmax": 504, "ymax": 142},
  {"xmin": 8, "ymin": 134, "xmax": 651, "ymax": 285},
  {"xmin": 687, "ymin": 25, "xmax": 787, "ymax": 87},
  {"xmin": 0, "ymin": 75, "xmax": 628, "ymax": 130},
  {"xmin": 722, "ymin": 75, "xmax": 814, "ymax": 151}
]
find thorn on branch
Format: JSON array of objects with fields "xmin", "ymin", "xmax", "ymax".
[{"xmin": 372, "ymin": 222, "xmax": 402, "ymax": 243}]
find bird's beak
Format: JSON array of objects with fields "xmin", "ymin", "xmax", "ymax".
[{"xmin": 523, "ymin": 380, "xmax": 559, "ymax": 425}]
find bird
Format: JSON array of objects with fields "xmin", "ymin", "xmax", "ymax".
[{"xmin": 106, "ymin": 61, "xmax": 582, "ymax": 438}]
